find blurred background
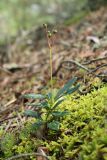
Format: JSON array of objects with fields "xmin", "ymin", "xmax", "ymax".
[
  {"xmin": 0, "ymin": 0, "xmax": 107, "ymax": 39},
  {"xmin": 0, "ymin": 0, "xmax": 107, "ymax": 63}
]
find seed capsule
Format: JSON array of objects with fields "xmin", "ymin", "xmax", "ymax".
[
  {"xmin": 52, "ymin": 29, "xmax": 57, "ymax": 34},
  {"xmin": 43, "ymin": 23, "xmax": 47, "ymax": 28},
  {"xmin": 48, "ymin": 33, "xmax": 52, "ymax": 38},
  {"xmin": 47, "ymin": 31, "xmax": 52, "ymax": 38},
  {"xmin": 47, "ymin": 31, "xmax": 51, "ymax": 34}
]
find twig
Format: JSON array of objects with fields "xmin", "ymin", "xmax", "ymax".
[
  {"xmin": 0, "ymin": 115, "xmax": 17, "ymax": 124},
  {"xmin": 17, "ymin": 113, "xmax": 24, "ymax": 125},
  {"xmin": 37, "ymin": 147, "xmax": 48, "ymax": 160},
  {"xmin": 0, "ymin": 99, "xmax": 17, "ymax": 115},
  {"xmin": 62, "ymin": 60, "xmax": 91, "ymax": 72},
  {"xmin": 4, "ymin": 98, "xmax": 17, "ymax": 108},
  {"xmin": 0, "ymin": 120, "xmax": 12, "ymax": 140},
  {"xmin": 5, "ymin": 152, "xmax": 49, "ymax": 160},
  {"xmin": 62, "ymin": 60, "xmax": 107, "ymax": 78},
  {"xmin": 91, "ymin": 64, "xmax": 107, "ymax": 72},
  {"xmin": 4, "ymin": 120, "xmax": 12, "ymax": 133},
  {"xmin": 96, "ymin": 74, "xmax": 107, "ymax": 77},
  {"xmin": 0, "ymin": 66, "xmax": 12, "ymax": 75},
  {"xmin": 83, "ymin": 56, "xmax": 107, "ymax": 65}
]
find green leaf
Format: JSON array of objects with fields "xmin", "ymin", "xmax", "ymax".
[
  {"xmin": 65, "ymin": 84, "xmax": 80, "ymax": 95},
  {"xmin": 39, "ymin": 101, "xmax": 50, "ymax": 109},
  {"xmin": 48, "ymin": 121, "xmax": 60, "ymax": 131},
  {"xmin": 24, "ymin": 110, "xmax": 40, "ymax": 118},
  {"xmin": 26, "ymin": 103, "xmax": 41, "ymax": 107},
  {"xmin": 52, "ymin": 111, "xmax": 68, "ymax": 117},
  {"xmin": 22, "ymin": 94, "xmax": 45, "ymax": 99},
  {"xmin": 52, "ymin": 98, "xmax": 65, "ymax": 110},
  {"xmin": 26, "ymin": 101, "xmax": 49, "ymax": 109},
  {"xmin": 46, "ymin": 92, "xmax": 52, "ymax": 100},
  {"xmin": 55, "ymin": 77, "xmax": 77, "ymax": 99},
  {"xmin": 32, "ymin": 120, "xmax": 44, "ymax": 130}
]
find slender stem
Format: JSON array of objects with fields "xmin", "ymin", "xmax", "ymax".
[
  {"xmin": 45, "ymin": 46, "xmax": 54, "ymax": 122},
  {"xmin": 44, "ymin": 26, "xmax": 53, "ymax": 104},
  {"xmin": 49, "ymin": 46, "xmax": 53, "ymax": 102}
]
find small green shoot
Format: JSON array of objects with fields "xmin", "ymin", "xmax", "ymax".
[
  {"xmin": 23, "ymin": 77, "xmax": 79, "ymax": 136},
  {"xmin": 23, "ymin": 24, "xmax": 80, "ymax": 137}
]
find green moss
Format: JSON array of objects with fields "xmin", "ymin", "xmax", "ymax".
[
  {"xmin": 0, "ymin": 133, "xmax": 16, "ymax": 158},
  {"xmin": 46, "ymin": 85, "xmax": 107, "ymax": 159},
  {"xmin": 1, "ymin": 85, "xmax": 107, "ymax": 160}
]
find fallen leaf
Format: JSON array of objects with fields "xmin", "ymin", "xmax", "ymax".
[{"xmin": 86, "ymin": 36, "xmax": 100, "ymax": 45}]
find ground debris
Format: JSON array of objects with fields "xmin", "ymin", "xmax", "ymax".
[{"xmin": 0, "ymin": 7, "xmax": 107, "ymax": 127}]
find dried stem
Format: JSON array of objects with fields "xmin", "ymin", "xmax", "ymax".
[
  {"xmin": 5, "ymin": 152, "xmax": 49, "ymax": 160},
  {"xmin": 83, "ymin": 56, "xmax": 107, "ymax": 65},
  {"xmin": 62, "ymin": 60, "xmax": 107, "ymax": 77}
]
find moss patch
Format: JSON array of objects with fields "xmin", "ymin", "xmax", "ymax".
[{"xmin": 0, "ymin": 85, "xmax": 107, "ymax": 160}]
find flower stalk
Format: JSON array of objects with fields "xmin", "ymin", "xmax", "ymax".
[{"xmin": 43, "ymin": 24, "xmax": 56, "ymax": 104}]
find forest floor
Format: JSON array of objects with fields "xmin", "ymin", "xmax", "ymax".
[{"xmin": 0, "ymin": 7, "xmax": 107, "ymax": 160}]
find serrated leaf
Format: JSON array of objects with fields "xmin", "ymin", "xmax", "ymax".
[
  {"xmin": 48, "ymin": 121, "xmax": 60, "ymax": 131},
  {"xmin": 22, "ymin": 94, "xmax": 45, "ymax": 99},
  {"xmin": 55, "ymin": 77, "xmax": 77, "ymax": 100},
  {"xmin": 65, "ymin": 84, "xmax": 80, "ymax": 95},
  {"xmin": 24, "ymin": 110, "xmax": 40, "ymax": 118},
  {"xmin": 52, "ymin": 111, "xmax": 68, "ymax": 117}
]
